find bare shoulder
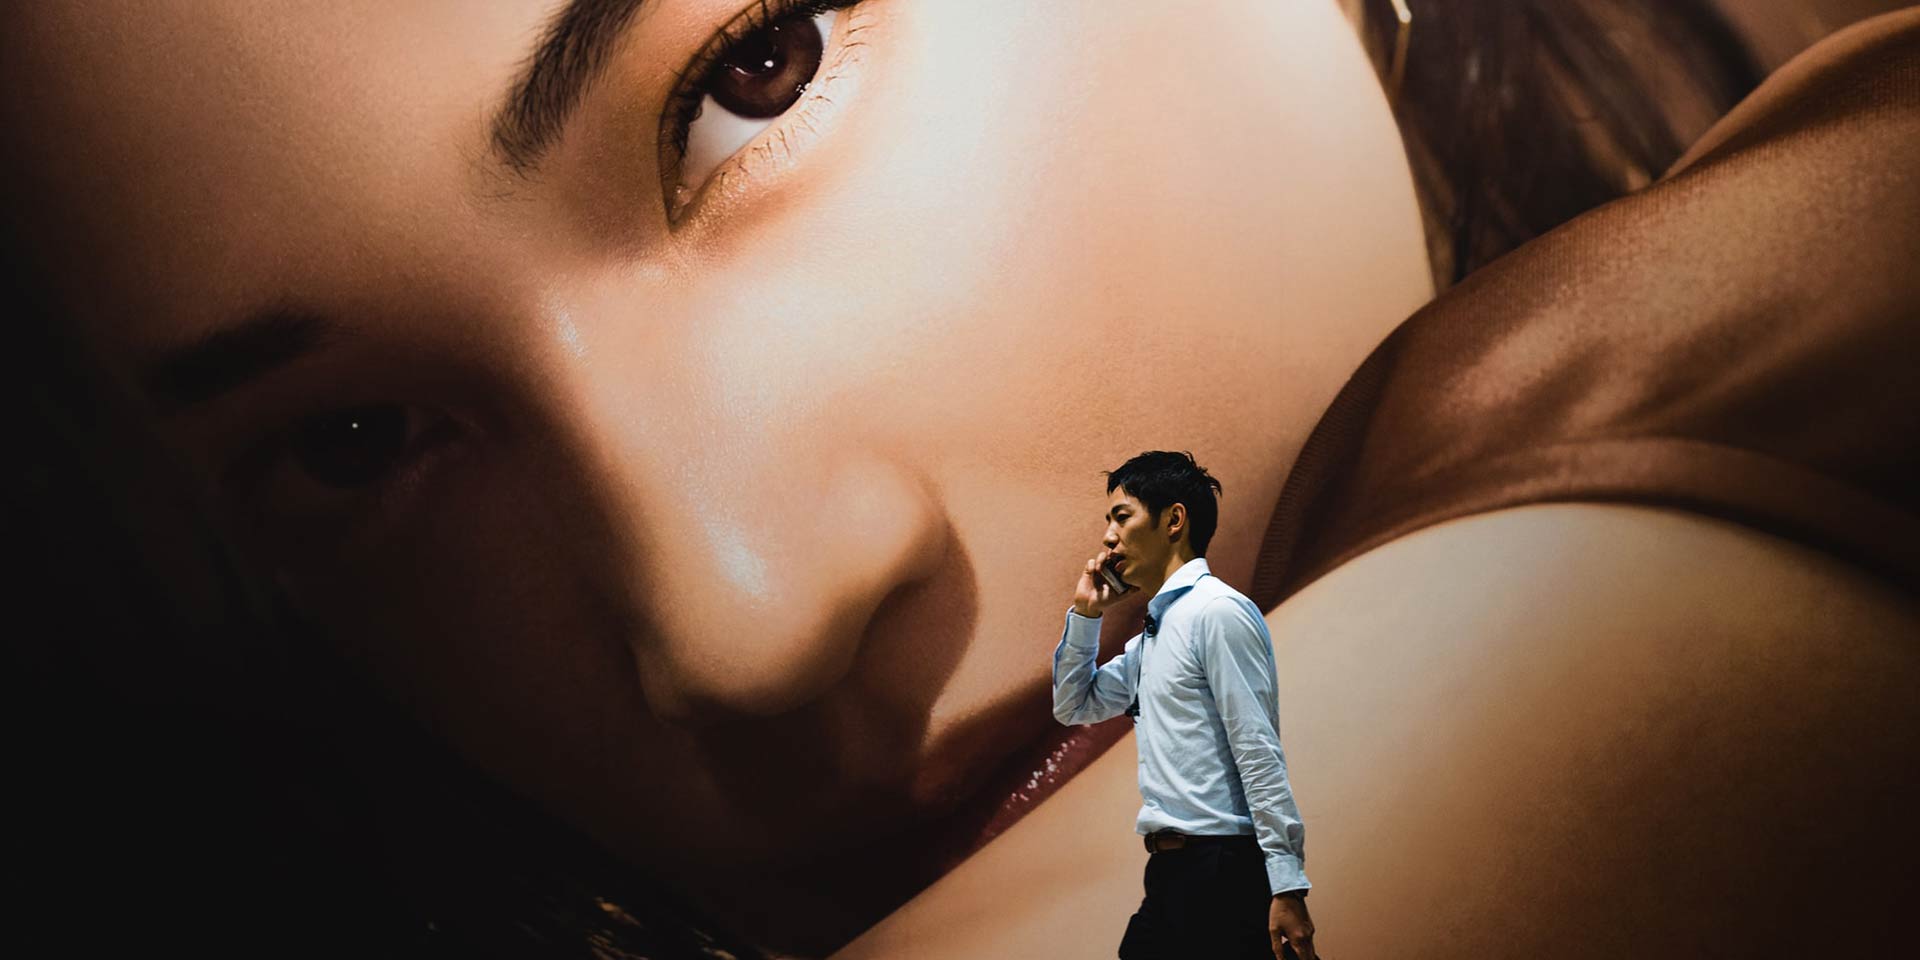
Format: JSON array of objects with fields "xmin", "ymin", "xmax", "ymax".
[
  {"xmin": 1263, "ymin": 503, "xmax": 1917, "ymax": 956},
  {"xmin": 838, "ymin": 505, "xmax": 1916, "ymax": 960},
  {"xmin": 1268, "ymin": 501, "xmax": 1916, "ymax": 654}
]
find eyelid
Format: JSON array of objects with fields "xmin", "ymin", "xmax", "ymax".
[
  {"xmin": 657, "ymin": 0, "xmax": 875, "ymax": 226},
  {"xmin": 661, "ymin": 0, "xmax": 850, "ymax": 158},
  {"xmin": 222, "ymin": 406, "xmax": 465, "ymax": 549}
]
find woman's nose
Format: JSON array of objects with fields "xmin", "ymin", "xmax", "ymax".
[
  {"xmin": 593, "ymin": 434, "xmax": 949, "ymax": 724},
  {"xmin": 532, "ymin": 285, "xmax": 952, "ymax": 726}
]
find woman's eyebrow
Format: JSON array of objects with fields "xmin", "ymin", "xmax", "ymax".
[
  {"xmin": 144, "ymin": 310, "xmax": 331, "ymax": 414},
  {"xmin": 491, "ymin": 0, "xmax": 653, "ymax": 175},
  {"xmin": 145, "ymin": 1, "xmax": 658, "ymax": 412}
]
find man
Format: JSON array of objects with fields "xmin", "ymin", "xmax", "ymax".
[{"xmin": 1053, "ymin": 451, "xmax": 1318, "ymax": 960}]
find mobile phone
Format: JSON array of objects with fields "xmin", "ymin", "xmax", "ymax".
[{"xmin": 1098, "ymin": 556, "xmax": 1132, "ymax": 595}]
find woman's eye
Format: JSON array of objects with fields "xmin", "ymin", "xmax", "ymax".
[
  {"xmin": 669, "ymin": 4, "xmax": 848, "ymax": 217},
  {"xmin": 220, "ymin": 402, "xmax": 463, "ymax": 548},
  {"xmin": 289, "ymin": 405, "xmax": 418, "ymax": 489},
  {"xmin": 233, "ymin": 402, "xmax": 460, "ymax": 541},
  {"xmin": 708, "ymin": 9, "xmax": 830, "ymax": 120}
]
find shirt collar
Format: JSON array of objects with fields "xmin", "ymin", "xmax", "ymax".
[{"xmin": 1147, "ymin": 557, "xmax": 1211, "ymax": 624}]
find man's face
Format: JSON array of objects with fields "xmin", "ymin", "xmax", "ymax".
[{"xmin": 1103, "ymin": 487, "xmax": 1174, "ymax": 589}]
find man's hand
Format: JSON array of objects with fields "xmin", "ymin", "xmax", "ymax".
[
  {"xmin": 1071, "ymin": 551, "xmax": 1123, "ymax": 618},
  {"xmin": 1270, "ymin": 891, "xmax": 1317, "ymax": 960}
]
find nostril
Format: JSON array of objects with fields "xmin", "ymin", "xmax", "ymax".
[
  {"xmin": 632, "ymin": 456, "xmax": 948, "ymax": 725},
  {"xmin": 638, "ymin": 596, "xmax": 885, "ymax": 723}
]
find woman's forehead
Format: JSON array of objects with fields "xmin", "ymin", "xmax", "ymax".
[
  {"xmin": 3, "ymin": 2, "xmax": 544, "ymax": 341},
  {"xmin": 5, "ymin": 2, "xmax": 536, "ymax": 155}
]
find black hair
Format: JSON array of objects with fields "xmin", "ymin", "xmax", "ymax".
[{"xmin": 1105, "ymin": 451, "xmax": 1224, "ymax": 557}]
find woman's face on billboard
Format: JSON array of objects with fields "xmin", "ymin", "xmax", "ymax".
[{"xmin": 4, "ymin": 0, "xmax": 1426, "ymax": 948}]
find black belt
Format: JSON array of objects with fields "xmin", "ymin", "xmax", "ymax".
[{"xmin": 1143, "ymin": 830, "xmax": 1256, "ymax": 854}]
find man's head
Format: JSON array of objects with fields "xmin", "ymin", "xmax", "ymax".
[{"xmin": 1102, "ymin": 451, "xmax": 1222, "ymax": 590}]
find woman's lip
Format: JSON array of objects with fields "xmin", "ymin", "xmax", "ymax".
[
  {"xmin": 971, "ymin": 715, "xmax": 1130, "ymax": 843},
  {"xmin": 708, "ymin": 688, "xmax": 1137, "ymax": 953},
  {"xmin": 905, "ymin": 710, "xmax": 1132, "ymax": 880},
  {"xmin": 712, "ymin": 713, "xmax": 1133, "ymax": 957}
]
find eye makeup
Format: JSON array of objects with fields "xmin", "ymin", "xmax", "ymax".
[{"xmin": 659, "ymin": 0, "xmax": 875, "ymax": 224}]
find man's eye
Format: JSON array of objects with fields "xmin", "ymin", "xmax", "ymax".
[{"xmin": 664, "ymin": 1, "xmax": 858, "ymax": 219}]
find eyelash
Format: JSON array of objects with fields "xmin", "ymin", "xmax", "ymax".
[
  {"xmin": 216, "ymin": 5, "xmax": 870, "ymax": 546},
  {"xmin": 222, "ymin": 405, "xmax": 462, "ymax": 548},
  {"xmin": 658, "ymin": 0, "xmax": 867, "ymax": 214}
]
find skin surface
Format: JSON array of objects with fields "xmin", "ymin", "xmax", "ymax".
[
  {"xmin": 839, "ymin": 505, "xmax": 1920, "ymax": 958},
  {"xmin": 0, "ymin": 0, "xmax": 1427, "ymax": 952},
  {"xmin": 4, "ymin": 0, "xmax": 1911, "ymax": 956},
  {"xmin": 837, "ymin": 12, "xmax": 1920, "ymax": 954}
]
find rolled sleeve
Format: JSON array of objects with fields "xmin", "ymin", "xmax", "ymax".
[{"xmin": 1197, "ymin": 597, "xmax": 1311, "ymax": 895}]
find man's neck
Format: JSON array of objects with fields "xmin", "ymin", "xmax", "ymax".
[{"xmin": 1139, "ymin": 548, "xmax": 1200, "ymax": 597}]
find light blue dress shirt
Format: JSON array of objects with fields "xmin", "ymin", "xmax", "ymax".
[{"xmin": 1052, "ymin": 557, "xmax": 1310, "ymax": 895}]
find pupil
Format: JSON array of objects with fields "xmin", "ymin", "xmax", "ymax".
[
  {"xmin": 710, "ymin": 13, "xmax": 825, "ymax": 120},
  {"xmin": 292, "ymin": 406, "xmax": 409, "ymax": 489},
  {"xmin": 728, "ymin": 29, "xmax": 782, "ymax": 76}
]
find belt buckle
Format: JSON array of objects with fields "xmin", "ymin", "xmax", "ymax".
[{"xmin": 1145, "ymin": 830, "xmax": 1186, "ymax": 854}]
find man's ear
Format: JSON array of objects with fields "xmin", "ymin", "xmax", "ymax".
[{"xmin": 1165, "ymin": 502, "xmax": 1187, "ymax": 542}]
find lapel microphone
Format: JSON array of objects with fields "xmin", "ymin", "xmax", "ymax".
[{"xmin": 1127, "ymin": 613, "xmax": 1159, "ymax": 719}]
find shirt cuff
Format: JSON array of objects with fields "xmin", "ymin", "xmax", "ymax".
[
  {"xmin": 1266, "ymin": 853, "xmax": 1311, "ymax": 897},
  {"xmin": 1063, "ymin": 608, "xmax": 1102, "ymax": 643}
]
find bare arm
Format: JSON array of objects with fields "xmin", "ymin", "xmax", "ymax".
[{"xmin": 1265, "ymin": 504, "xmax": 1920, "ymax": 958}]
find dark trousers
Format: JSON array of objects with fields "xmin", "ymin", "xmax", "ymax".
[{"xmin": 1117, "ymin": 836, "xmax": 1290, "ymax": 960}]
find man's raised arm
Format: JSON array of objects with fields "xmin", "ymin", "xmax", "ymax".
[{"xmin": 1051, "ymin": 609, "xmax": 1139, "ymax": 725}]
